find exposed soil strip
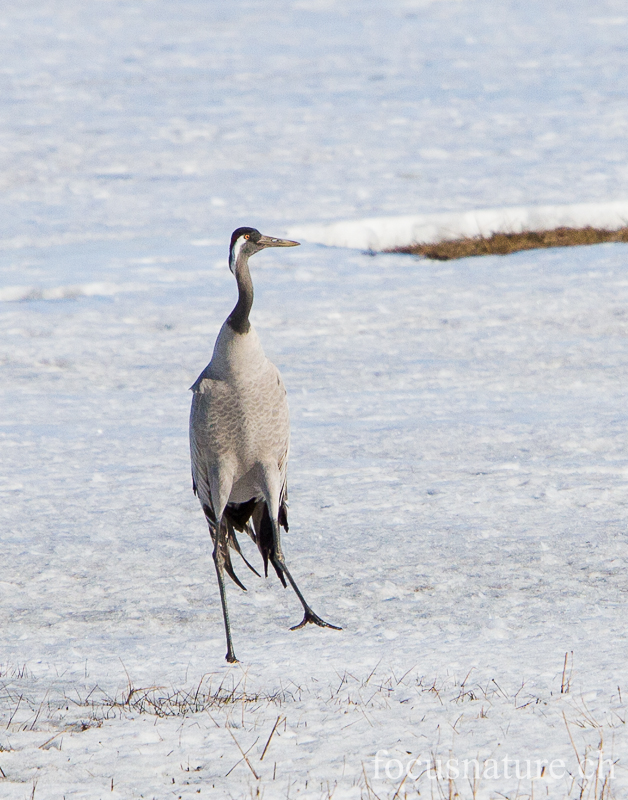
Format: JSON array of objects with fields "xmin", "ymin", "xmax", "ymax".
[{"xmin": 389, "ymin": 226, "xmax": 628, "ymax": 261}]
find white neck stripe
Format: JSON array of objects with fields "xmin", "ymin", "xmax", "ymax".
[{"xmin": 229, "ymin": 236, "xmax": 248, "ymax": 273}]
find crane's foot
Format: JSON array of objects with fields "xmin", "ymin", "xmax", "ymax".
[
  {"xmin": 226, "ymin": 649, "xmax": 239, "ymax": 663},
  {"xmin": 290, "ymin": 608, "xmax": 342, "ymax": 631}
]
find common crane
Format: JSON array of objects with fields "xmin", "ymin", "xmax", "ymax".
[{"xmin": 189, "ymin": 227, "xmax": 340, "ymax": 662}]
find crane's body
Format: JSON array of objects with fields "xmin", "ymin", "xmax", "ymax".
[
  {"xmin": 191, "ymin": 324, "xmax": 289, "ymax": 508},
  {"xmin": 190, "ymin": 227, "xmax": 339, "ymax": 663}
]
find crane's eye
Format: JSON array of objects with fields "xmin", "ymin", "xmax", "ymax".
[{"xmin": 244, "ymin": 234, "xmax": 250, "ymax": 239}]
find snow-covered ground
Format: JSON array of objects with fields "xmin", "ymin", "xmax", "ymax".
[{"xmin": 2, "ymin": 1, "xmax": 628, "ymax": 798}]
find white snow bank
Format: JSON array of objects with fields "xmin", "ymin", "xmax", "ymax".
[
  {"xmin": 0, "ymin": 282, "xmax": 149, "ymax": 302},
  {"xmin": 287, "ymin": 201, "xmax": 628, "ymax": 251}
]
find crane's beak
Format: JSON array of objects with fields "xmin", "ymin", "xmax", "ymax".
[{"xmin": 258, "ymin": 234, "xmax": 300, "ymax": 248}]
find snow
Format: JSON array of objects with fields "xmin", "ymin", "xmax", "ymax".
[
  {"xmin": 287, "ymin": 200, "xmax": 628, "ymax": 250},
  {"xmin": 0, "ymin": 282, "xmax": 150, "ymax": 303},
  {"xmin": 1, "ymin": 0, "xmax": 628, "ymax": 798}
]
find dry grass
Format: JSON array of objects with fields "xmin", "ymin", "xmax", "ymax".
[
  {"xmin": 390, "ymin": 226, "xmax": 628, "ymax": 261},
  {"xmin": 0, "ymin": 662, "xmax": 621, "ymax": 799},
  {"xmin": 99, "ymin": 674, "xmax": 291, "ymax": 718}
]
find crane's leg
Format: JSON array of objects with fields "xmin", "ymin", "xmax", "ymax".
[
  {"xmin": 213, "ymin": 515, "xmax": 238, "ymax": 663},
  {"xmin": 268, "ymin": 521, "xmax": 341, "ymax": 631},
  {"xmin": 258, "ymin": 468, "xmax": 341, "ymax": 632},
  {"xmin": 208, "ymin": 469, "xmax": 240, "ymax": 663}
]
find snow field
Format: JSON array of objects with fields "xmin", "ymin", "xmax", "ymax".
[
  {"xmin": 2, "ymin": 0, "xmax": 628, "ymax": 245},
  {"xmin": 0, "ymin": 661, "xmax": 624, "ymax": 800},
  {"xmin": 2, "ymin": 237, "xmax": 628, "ymax": 797}
]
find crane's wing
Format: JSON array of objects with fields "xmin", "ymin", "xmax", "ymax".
[
  {"xmin": 189, "ymin": 366, "xmax": 290, "ymax": 588},
  {"xmin": 189, "ymin": 377, "xmax": 257, "ymax": 586}
]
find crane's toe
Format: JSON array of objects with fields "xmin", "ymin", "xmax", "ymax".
[{"xmin": 290, "ymin": 608, "xmax": 342, "ymax": 631}]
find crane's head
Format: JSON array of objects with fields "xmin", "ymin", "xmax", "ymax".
[{"xmin": 229, "ymin": 227, "xmax": 300, "ymax": 273}]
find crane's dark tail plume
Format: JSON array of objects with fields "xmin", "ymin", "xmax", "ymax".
[
  {"xmin": 226, "ymin": 522, "xmax": 261, "ymax": 579},
  {"xmin": 254, "ymin": 503, "xmax": 288, "ymax": 587},
  {"xmin": 202, "ymin": 504, "xmax": 260, "ymax": 589}
]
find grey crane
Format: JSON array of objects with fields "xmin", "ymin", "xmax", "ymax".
[{"xmin": 189, "ymin": 226, "xmax": 340, "ymax": 662}]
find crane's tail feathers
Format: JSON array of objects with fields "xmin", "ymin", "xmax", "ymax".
[
  {"xmin": 270, "ymin": 556, "xmax": 288, "ymax": 588},
  {"xmin": 202, "ymin": 503, "xmax": 217, "ymax": 528},
  {"xmin": 278, "ymin": 500, "xmax": 289, "ymax": 532},
  {"xmin": 202, "ymin": 500, "xmax": 258, "ymax": 536},
  {"xmin": 237, "ymin": 548, "xmax": 261, "ymax": 578},
  {"xmin": 204, "ymin": 498, "xmax": 290, "ymax": 589},
  {"xmin": 224, "ymin": 561, "xmax": 247, "ymax": 591},
  {"xmin": 253, "ymin": 504, "xmax": 288, "ymax": 587},
  {"xmin": 222, "ymin": 545, "xmax": 248, "ymax": 591},
  {"xmin": 226, "ymin": 523, "xmax": 262, "ymax": 578},
  {"xmin": 202, "ymin": 502, "xmax": 261, "ymax": 579},
  {"xmin": 212, "ymin": 519, "xmax": 248, "ymax": 591},
  {"xmin": 225, "ymin": 499, "xmax": 258, "ymax": 532}
]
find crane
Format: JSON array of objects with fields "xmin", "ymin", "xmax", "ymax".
[{"xmin": 189, "ymin": 226, "xmax": 340, "ymax": 662}]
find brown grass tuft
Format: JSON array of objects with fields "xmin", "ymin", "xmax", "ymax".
[{"xmin": 389, "ymin": 225, "xmax": 628, "ymax": 261}]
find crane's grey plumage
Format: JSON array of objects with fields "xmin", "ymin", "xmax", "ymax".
[{"xmin": 190, "ymin": 226, "xmax": 340, "ymax": 662}]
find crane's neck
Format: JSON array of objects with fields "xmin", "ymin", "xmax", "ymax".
[{"xmin": 227, "ymin": 251, "xmax": 254, "ymax": 334}]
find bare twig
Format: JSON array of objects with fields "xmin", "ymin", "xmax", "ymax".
[
  {"xmin": 226, "ymin": 727, "xmax": 260, "ymax": 780},
  {"xmin": 260, "ymin": 715, "xmax": 282, "ymax": 761},
  {"xmin": 561, "ymin": 651, "xmax": 573, "ymax": 694},
  {"xmin": 562, "ymin": 711, "xmax": 583, "ymax": 773},
  {"xmin": 363, "ymin": 659, "xmax": 383, "ymax": 687},
  {"xmin": 38, "ymin": 732, "xmax": 63, "ymax": 750},
  {"xmin": 361, "ymin": 761, "xmax": 382, "ymax": 800},
  {"xmin": 5, "ymin": 694, "xmax": 23, "ymax": 730}
]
